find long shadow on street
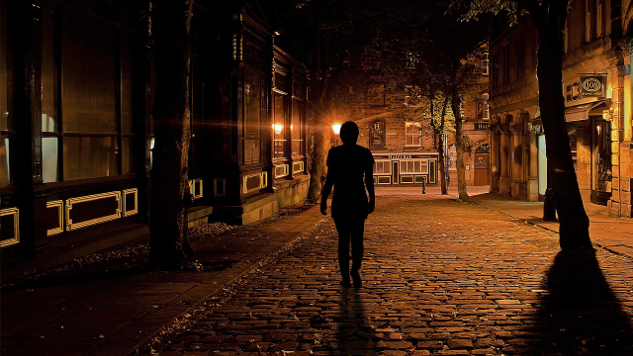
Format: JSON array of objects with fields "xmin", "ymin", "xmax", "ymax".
[
  {"xmin": 529, "ymin": 249, "xmax": 633, "ymax": 355},
  {"xmin": 334, "ymin": 288, "xmax": 377, "ymax": 355}
]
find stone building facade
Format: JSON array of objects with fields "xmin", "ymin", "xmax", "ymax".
[
  {"xmin": 489, "ymin": 0, "xmax": 633, "ymax": 218},
  {"xmin": 0, "ymin": 0, "xmax": 310, "ymax": 277}
]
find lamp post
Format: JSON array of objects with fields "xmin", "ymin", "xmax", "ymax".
[{"xmin": 331, "ymin": 122, "xmax": 342, "ymax": 146}]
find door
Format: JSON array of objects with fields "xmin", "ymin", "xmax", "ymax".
[
  {"xmin": 474, "ymin": 153, "xmax": 489, "ymax": 185},
  {"xmin": 392, "ymin": 161, "xmax": 399, "ymax": 185}
]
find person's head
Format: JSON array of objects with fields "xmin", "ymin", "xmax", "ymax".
[{"xmin": 340, "ymin": 121, "xmax": 359, "ymax": 145}]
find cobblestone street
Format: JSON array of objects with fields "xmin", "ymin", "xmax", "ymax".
[{"xmin": 144, "ymin": 195, "xmax": 633, "ymax": 356}]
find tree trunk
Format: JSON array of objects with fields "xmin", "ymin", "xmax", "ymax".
[
  {"xmin": 438, "ymin": 133, "xmax": 448, "ymax": 195},
  {"xmin": 308, "ymin": 117, "xmax": 325, "ymax": 202},
  {"xmin": 451, "ymin": 92, "xmax": 469, "ymax": 202},
  {"xmin": 534, "ymin": 1, "xmax": 591, "ymax": 249},
  {"xmin": 149, "ymin": 0, "xmax": 195, "ymax": 270}
]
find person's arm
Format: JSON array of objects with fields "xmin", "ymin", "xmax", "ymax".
[
  {"xmin": 321, "ymin": 152, "xmax": 334, "ymax": 215},
  {"xmin": 321, "ymin": 171, "xmax": 334, "ymax": 215},
  {"xmin": 366, "ymin": 164, "xmax": 375, "ymax": 214}
]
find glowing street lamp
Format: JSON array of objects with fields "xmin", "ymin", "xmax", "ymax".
[
  {"xmin": 273, "ymin": 123, "xmax": 284, "ymax": 135},
  {"xmin": 330, "ymin": 122, "xmax": 342, "ymax": 147},
  {"xmin": 331, "ymin": 122, "xmax": 342, "ymax": 135}
]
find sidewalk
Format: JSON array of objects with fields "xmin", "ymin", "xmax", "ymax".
[
  {"xmin": 468, "ymin": 191, "xmax": 633, "ymax": 259},
  {"xmin": 379, "ymin": 185, "xmax": 633, "ymax": 259},
  {"xmin": 1, "ymin": 204, "xmax": 326, "ymax": 356}
]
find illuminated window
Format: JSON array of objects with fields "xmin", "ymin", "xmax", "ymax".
[
  {"xmin": 38, "ymin": 10, "xmax": 136, "ymax": 182},
  {"xmin": 373, "ymin": 161, "xmax": 391, "ymax": 174},
  {"xmin": 405, "ymin": 122, "xmax": 422, "ymax": 146},
  {"xmin": 400, "ymin": 160, "xmax": 428, "ymax": 173},
  {"xmin": 481, "ymin": 52, "xmax": 489, "ymax": 76}
]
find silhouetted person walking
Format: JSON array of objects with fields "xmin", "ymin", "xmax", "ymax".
[{"xmin": 321, "ymin": 121, "xmax": 375, "ymax": 288}]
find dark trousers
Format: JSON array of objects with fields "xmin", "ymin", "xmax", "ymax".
[{"xmin": 334, "ymin": 217, "xmax": 365, "ymax": 278}]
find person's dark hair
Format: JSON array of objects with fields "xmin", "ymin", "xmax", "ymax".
[{"xmin": 340, "ymin": 121, "xmax": 359, "ymax": 144}]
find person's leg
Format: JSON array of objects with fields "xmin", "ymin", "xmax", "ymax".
[
  {"xmin": 350, "ymin": 219, "xmax": 365, "ymax": 287},
  {"xmin": 334, "ymin": 218, "xmax": 351, "ymax": 285}
]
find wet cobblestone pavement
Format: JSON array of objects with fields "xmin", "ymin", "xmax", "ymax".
[{"xmin": 142, "ymin": 195, "xmax": 633, "ymax": 355}]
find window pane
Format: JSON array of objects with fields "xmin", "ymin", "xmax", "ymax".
[
  {"xmin": 0, "ymin": 0, "xmax": 9, "ymax": 132},
  {"xmin": 63, "ymin": 136, "xmax": 117, "ymax": 180},
  {"xmin": 0, "ymin": 136, "xmax": 10, "ymax": 187},
  {"xmin": 121, "ymin": 36, "xmax": 134, "ymax": 134},
  {"xmin": 243, "ymin": 139, "xmax": 260, "ymax": 165},
  {"xmin": 273, "ymin": 93, "xmax": 286, "ymax": 159},
  {"xmin": 244, "ymin": 70, "xmax": 261, "ymax": 139},
  {"xmin": 121, "ymin": 137, "xmax": 133, "ymax": 174},
  {"xmin": 41, "ymin": 7, "xmax": 58, "ymax": 133},
  {"xmin": 292, "ymin": 99, "xmax": 303, "ymax": 156},
  {"xmin": 42, "ymin": 137, "xmax": 59, "ymax": 183},
  {"xmin": 62, "ymin": 15, "xmax": 116, "ymax": 134}
]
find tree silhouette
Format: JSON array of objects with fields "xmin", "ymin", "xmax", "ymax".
[
  {"xmin": 460, "ymin": 0, "xmax": 592, "ymax": 249},
  {"xmin": 148, "ymin": 0, "xmax": 195, "ymax": 270}
]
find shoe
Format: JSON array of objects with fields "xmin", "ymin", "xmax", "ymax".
[
  {"xmin": 350, "ymin": 270, "xmax": 362, "ymax": 288},
  {"xmin": 340, "ymin": 278, "xmax": 351, "ymax": 288}
]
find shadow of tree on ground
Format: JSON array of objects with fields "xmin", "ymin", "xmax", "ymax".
[
  {"xmin": 333, "ymin": 288, "xmax": 377, "ymax": 355},
  {"xmin": 528, "ymin": 249, "xmax": 633, "ymax": 355}
]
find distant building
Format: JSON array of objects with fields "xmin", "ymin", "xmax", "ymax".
[{"xmin": 337, "ymin": 47, "xmax": 490, "ymax": 188}]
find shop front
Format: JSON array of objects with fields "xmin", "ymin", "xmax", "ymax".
[
  {"xmin": 565, "ymin": 99, "xmax": 612, "ymax": 205},
  {"xmin": 372, "ymin": 152, "xmax": 439, "ymax": 186}
]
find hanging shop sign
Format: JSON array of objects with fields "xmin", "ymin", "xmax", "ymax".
[
  {"xmin": 566, "ymin": 75, "xmax": 606, "ymax": 102},
  {"xmin": 580, "ymin": 76, "xmax": 605, "ymax": 98}
]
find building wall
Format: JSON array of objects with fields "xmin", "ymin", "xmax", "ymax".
[
  {"xmin": 488, "ymin": 0, "xmax": 633, "ymax": 217},
  {"xmin": 0, "ymin": 1, "xmax": 311, "ymax": 276}
]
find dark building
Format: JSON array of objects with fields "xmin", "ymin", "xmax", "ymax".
[{"xmin": 0, "ymin": 0, "xmax": 309, "ymax": 276}]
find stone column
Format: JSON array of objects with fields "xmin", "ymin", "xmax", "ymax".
[
  {"xmin": 511, "ymin": 124, "xmax": 523, "ymax": 197},
  {"xmin": 499, "ymin": 126, "xmax": 510, "ymax": 195},
  {"xmin": 528, "ymin": 128, "xmax": 539, "ymax": 201},
  {"xmin": 609, "ymin": 40, "xmax": 631, "ymax": 217}
]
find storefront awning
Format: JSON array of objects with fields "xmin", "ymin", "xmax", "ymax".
[{"xmin": 565, "ymin": 100, "xmax": 607, "ymax": 122}]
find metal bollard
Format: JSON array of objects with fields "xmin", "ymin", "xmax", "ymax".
[{"xmin": 422, "ymin": 179, "xmax": 426, "ymax": 194}]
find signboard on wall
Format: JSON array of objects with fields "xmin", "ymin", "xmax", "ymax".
[
  {"xmin": 369, "ymin": 121, "xmax": 386, "ymax": 148},
  {"xmin": 566, "ymin": 75, "xmax": 606, "ymax": 102}
]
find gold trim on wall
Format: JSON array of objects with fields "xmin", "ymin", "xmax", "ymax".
[
  {"xmin": 292, "ymin": 160, "xmax": 304, "ymax": 174},
  {"xmin": 243, "ymin": 172, "xmax": 262, "ymax": 194},
  {"xmin": 66, "ymin": 191, "xmax": 121, "ymax": 231},
  {"xmin": 188, "ymin": 179, "xmax": 203, "ymax": 199},
  {"xmin": 46, "ymin": 200, "xmax": 64, "ymax": 236},
  {"xmin": 274, "ymin": 164, "xmax": 289, "ymax": 178},
  {"xmin": 0, "ymin": 207, "xmax": 19, "ymax": 248},
  {"xmin": 260, "ymin": 171, "xmax": 268, "ymax": 188},
  {"xmin": 214, "ymin": 178, "xmax": 226, "ymax": 197},
  {"xmin": 122, "ymin": 189, "xmax": 138, "ymax": 217}
]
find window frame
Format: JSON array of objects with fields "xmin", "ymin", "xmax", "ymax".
[{"xmin": 405, "ymin": 122, "xmax": 422, "ymax": 147}]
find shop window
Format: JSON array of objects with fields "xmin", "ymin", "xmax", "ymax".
[
  {"xmin": 291, "ymin": 98, "xmax": 304, "ymax": 156},
  {"xmin": 0, "ymin": 1, "xmax": 11, "ymax": 188},
  {"xmin": 273, "ymin": 92, "xmax": 287, "ymax": 159},
  {"xmin": 373, "ymin": 160, "xmax": 391, "ymax": 174},
  {"xmin": 401, "ymin": 160, "xmax": 428, "ymax": 173},
  {"xmin": 40, "ymin": 11, "xmax": 137, "ymax": 182},
  {"xmin": 243, "ymin": 69, "xmax": 262, "ymax": 165},
  {"xmin": 405, "ymin": 122, "xmax": 421, "ymax": 146}
]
